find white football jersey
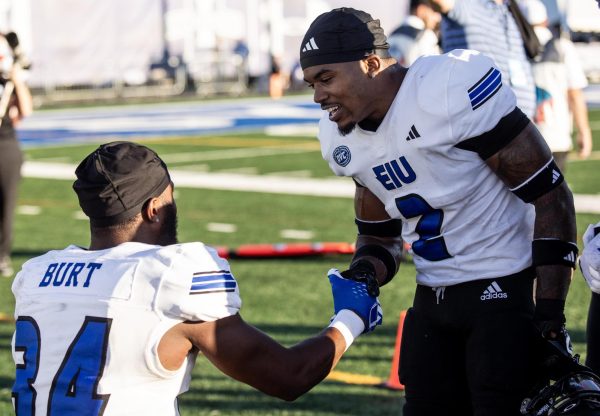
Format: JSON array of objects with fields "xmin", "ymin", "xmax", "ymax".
[
  {"xmin": 11, "ymin": 242, "xmax": 241, "ymax": 415},
  {"xmin": 319, "ymin": 50, "xmax": 535, "ymax": 287}
]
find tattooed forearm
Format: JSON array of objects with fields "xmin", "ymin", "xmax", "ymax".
[
  {"xmin": 486, "ymin": 123, "xmax": 552, "ymax": 187},
  {"xmin": 485, "ymin": 123, "xmax": 576, "ymax": 301},
  {"xmin": 533, "ymin": 182, "xmax": 576, "ymax": 241}
]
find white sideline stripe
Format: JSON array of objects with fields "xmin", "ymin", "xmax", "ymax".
[
  {"xmin": 21, "ymin": 161, "xmax": 600, "ymax": 212},
  {"xmin": 266, "ymin": 170, "xmax": 312, "ymax": 177},
  {"xmin": 217, "ymin": 167, "xmax": 259, "ymax": 175},
  {"xmin": 172, "ymin": 170, "xmax": 355, "ymax": 197}
]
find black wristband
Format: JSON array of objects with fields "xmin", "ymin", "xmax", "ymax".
[
  {"xmin": 532, "ymin": 239, "xmax": 579, "ymax": 269},
  {"xmin": 510, "ymin": 159, "xmax": 564, "ymax": 203},
  {"xmin": 342, "ymin": 259, "xmax": 379, "ymax": 297},
  {"xmin": 353, "ymin": 244, "xmax": 397, "ymax": 285},
  {"xmin": 355, "ymin": 218, "xmax": 402, "ymax": 238}
]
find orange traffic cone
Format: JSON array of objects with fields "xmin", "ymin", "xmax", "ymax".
[{"xmin": 383, "ymin": 309, "xmax": 407, "ymax": 390}]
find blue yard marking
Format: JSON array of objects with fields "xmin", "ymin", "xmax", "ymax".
[{"xmin": 17, "ymin": 96, "xmax": 321, "ymax": 147}]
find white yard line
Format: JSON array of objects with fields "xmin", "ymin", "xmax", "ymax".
[{"xmin": 22, "ymin": 161, "xmax": 600, "ymax": 214}]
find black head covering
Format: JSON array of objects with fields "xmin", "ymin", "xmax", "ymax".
[
  {"xmin": 300, "ymin": 7, "xmax": 391, "ymax": 70},
  {"xmin": 73, "ymin": 141, "xmax": 171, "ymax": 226}
]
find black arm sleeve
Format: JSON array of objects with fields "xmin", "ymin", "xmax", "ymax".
[{"xmin": 454, "ymin": 107, "xmax": 530, "ymax": 160}]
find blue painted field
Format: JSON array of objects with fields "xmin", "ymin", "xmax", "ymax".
[{"xmin": 17, "ymin": 95, "xmax": 321, "ymax": 147}]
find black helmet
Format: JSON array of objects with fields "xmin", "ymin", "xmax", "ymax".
[{"xmin": 520, "ymin": 370, "xmax": 600, "ymax": 415}]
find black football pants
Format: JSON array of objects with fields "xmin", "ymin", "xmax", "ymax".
[{"xmin": 400, "ymin": 269, "xmax": 538, "ymax": 416}]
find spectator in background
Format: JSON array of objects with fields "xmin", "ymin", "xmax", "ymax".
[
  {"xmin": 268, "ymin": 54, "xmax": 285, "ymax": 99},
  {"xmin": 233, "ymin": 39, "xmax": 249, "ymax": 61},
  {"xmin": 538, "ymin": 0, "xmax": 564, "ymax": 37},
  {"xmin": 0, "ymin": 32, "xmax": 32, "ymax": 277},
  {"xmin": 429, "ymin": 0, "xmax": 537, "ymax": 118},
  {"xmin": 520, "ymin": 0, "xmax": 592, "ymax": 172},
  {"xmin": 388, "ymin": 0, "xmax": 441, "ymax": 66}
]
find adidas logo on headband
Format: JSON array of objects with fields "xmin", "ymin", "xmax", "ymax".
[{"xmin": 302, "ymin": 37, "xmax": 319, "ymax": 52}]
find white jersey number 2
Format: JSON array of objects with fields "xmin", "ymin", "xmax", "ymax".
[{"xmin": 13, "ymin": 316, "xmax": 111, "ymax": 416}]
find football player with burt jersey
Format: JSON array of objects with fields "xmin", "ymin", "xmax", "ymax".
[
  {"xmin": 301, "ymin": 8, "xmax": 577, "ymax": 416},
  {"xmin": 12, "ymin": 242, "xmax": 240, "ymax": 415},
  {"xmin": 11, "ymin": 141, "xmax": 383, "ymax": 416},
  {"xmin": 319, "ymin": 50, "xmax": 535, "ymax": 287}
]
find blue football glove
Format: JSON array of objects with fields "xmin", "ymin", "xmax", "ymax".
[{"xmin": 328, "ymin": 268, "xmax": 383, "ymax": 333}]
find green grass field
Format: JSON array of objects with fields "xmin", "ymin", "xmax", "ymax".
[{"xmin": 0, "ymin": 108, "xmax": 599, "ymax": 415}]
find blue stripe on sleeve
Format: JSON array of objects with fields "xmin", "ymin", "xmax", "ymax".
[
  {"xmin": 190, "ymin": 281, "xmax": 237, "ymax": 292},
  {"xmin": 469, "ymin": 69, "xmax": 500, "ymax": 100},
  {"xmin": 469, "ymin": 69, "xmax": 502, "ymax": 109},
  {"xmin": 192, "ymin": 273, "xmax": 235, "ymax": 284},
  {"xmin": 468, "ymin": 70, "xmax": 500, "ymax": 100},
  {"xmin": 472, "ymin": 81, "xmax": 502, "ymax": 110}
]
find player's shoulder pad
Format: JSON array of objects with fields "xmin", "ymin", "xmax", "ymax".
[
  {"xmin": 163, "ymin": 242, "xmax": 228, "ymax": 267},
  {"xmin": 156, "ymin": 242, "xmax": 241, "ymax": 322},
  {"xmin": 415, "ymin": 49, "xmax": 503, "ymax": 117},
  {"xmin": 446, "ymin": 50, "xmax": 505, "ymax": 113},
  {"xmin": 153, "ymin": 242, "xmax": 234, "ymax": 290}
]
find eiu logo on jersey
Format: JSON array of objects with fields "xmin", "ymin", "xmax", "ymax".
[
  {"xmin": 333, "ymin": 145, "xmax": 351, "ymax": 167},
  {"xmin": 373, "ymin": 156, "xmax": 416, "ymax": 190},
  {"xmin": 468, "ymin": 67, "xmax": 502, "ymax": 110},
  {"xmin": 405, "ymin": 125, "xmax": 420, "ymax": 141}
]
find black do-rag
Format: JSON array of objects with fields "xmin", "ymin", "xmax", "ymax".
[
  {"xmin": 300, "ymin": 7, "xmax": 391, "ymax": 70},
  {"xmin": 73, "ymin": 141, "xmax": 171, "ymax": 227}
]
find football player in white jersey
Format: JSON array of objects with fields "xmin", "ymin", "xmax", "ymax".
[
  {"xmin": 11, "ymin": 141, "xmax": 383, "ymax": 415},
  {"xmin": 300, "ymin": 8, "xmax": 578, "ymax": 416},
  {"xmin": 581, "ymin": 222, "xmax": 600, "ymax": 374}
]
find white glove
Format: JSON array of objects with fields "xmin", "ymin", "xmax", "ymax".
[{"xmin": 580, "ymin": 222, "xmax": 600, "ymax": 293}]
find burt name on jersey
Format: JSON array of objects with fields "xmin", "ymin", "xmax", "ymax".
[{"xmin": 38, "ymin": 262, "xmax": 103, "ymax": 288}]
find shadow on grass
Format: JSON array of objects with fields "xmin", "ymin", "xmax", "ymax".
[{"xmin": 178, "ymin": 383, "xmax": 404, "ymax": 415}]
